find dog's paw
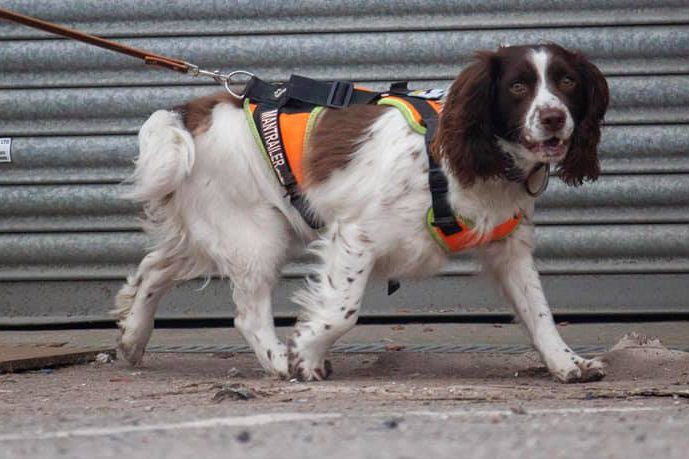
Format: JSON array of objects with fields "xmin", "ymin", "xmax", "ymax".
[
  {"xmin": 268, "ymin": 347, "xmax": 290, "ymax": 380},
  {"xmin": 288, "ymin": 355, "xmax": 333, "ymax": 382},
  {"xmin": 576, "ymin": 357, "xmax": 606, "ymax": 382},
  {"xmin": 117, "ymin": 330, "xmax": 146, "ymax": 366},
  {"xmin": 287, "ymin": 335, "xmax": 333, "ymax": 381},
  {"xmin": 553, "ymin": 357, "xmax": 606, "ymax": 383}
]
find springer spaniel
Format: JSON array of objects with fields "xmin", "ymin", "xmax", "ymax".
[{"xmin": 115, "ymin": 44, "xmax": 609, "ymax": 383}]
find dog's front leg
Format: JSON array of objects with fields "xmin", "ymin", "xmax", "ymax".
[
  {"xmin": 288, "ymin": 222, "xmax": 375, "ymax": 381},
  {"xmin": 479, "ymin": 226, "xmax": 605, "ymax": 383}
]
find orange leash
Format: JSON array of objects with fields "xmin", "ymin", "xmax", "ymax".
[{"xmin": 0, "ymin": 7, "xmax": 253, "ymax": 97}]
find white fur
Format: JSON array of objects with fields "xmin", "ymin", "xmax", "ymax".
[
  {"xmin": 127, "ymin": 111, "xmax": 196, "ymax": 202},
  {"xmin": 116, "ymin": 50, "xmax": 603, "ymax": 382},
  {"xmin": 525, "ymin": 49, "xmax": 575, "ymax": 142},
  {"xmin": 524, "ymin": 49, "xmax": 574, "ymax": 142}
]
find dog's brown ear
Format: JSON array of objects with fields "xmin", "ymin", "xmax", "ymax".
[
  {"xmin": 557, "ymin": 52, "xmax": 609, "ymax": 186},
  {"xmin": 433, "ymin": 51, "xmax": 506, "ymax": 187}
]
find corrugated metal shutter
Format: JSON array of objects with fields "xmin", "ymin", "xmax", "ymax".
[{"xmin": 1, "ymin": 0, "xmax": 688, "ymax": 323}]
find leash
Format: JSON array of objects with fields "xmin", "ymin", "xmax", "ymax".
[{"xmin": 0, "ymin": 7, "xmax": 253, "ymax": 99}]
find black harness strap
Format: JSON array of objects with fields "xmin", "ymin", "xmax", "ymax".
[
  {"xmin": 285, "ymin": 75, "xmax": 381, "ymax": 108},
  {"xmin": 393, "ymin": 95, "xmax": 463, "ymax": 236},
  {"xmin": 243, "ymin": 77, "xmax": 285, "ymax": 105},
  {"xmin": 245, "ymin": 74, "xmax": 381, "ymax": 109}
]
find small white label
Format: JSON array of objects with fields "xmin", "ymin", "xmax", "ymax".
[
  {"xmin": 0, "ymin": 138, "xmax": 11, "ymax": 163},
  {"xmin": 408, "ymin": 89, "xmax": 446, "ymax": 100}
]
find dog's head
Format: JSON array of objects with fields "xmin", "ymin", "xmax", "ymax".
[{"xmin": 434, "ymin": 44, "xmax": 609, "ymax": 187}]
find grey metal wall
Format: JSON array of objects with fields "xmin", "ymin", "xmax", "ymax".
[{"xmin": 1, "ymin": 0, "xmax": 688, "ymax": 323}]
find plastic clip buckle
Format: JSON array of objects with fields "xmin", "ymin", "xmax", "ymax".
[{"xmin": 326, "ymin": 81, "xmax": 354, "ymax": 108}]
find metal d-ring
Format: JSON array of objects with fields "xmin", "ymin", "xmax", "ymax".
[
  {"xmin": 525, "ymin": 163, "xmax": 550, "ymax": 197},
  {"xmin": 184, "ymin": 63, "xmax": 254, "ymax": 100},
  {"xmin": 224, "ymin": 70, "xmax": 255, "ymax": 99}
]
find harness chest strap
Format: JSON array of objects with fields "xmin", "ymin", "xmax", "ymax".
[
  {"xmin": 381, "ymin": 94, "xmax": 524, "ymax": 252},
  {"xmin": 426, "ymin": 209, "xmax": 523, "ymax": 253}
]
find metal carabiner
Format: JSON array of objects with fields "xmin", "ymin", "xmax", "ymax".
[{"xmin": 184, "ymin": 63, "xmax": 254, "ymax": 100}]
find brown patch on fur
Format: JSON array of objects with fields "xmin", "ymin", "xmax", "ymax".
[
  {"xmin": 434, "ymin": 45, "xmax": 608, "ymax": 188},
  {"xmin": 358, "ymin": 233, "xmax": 372, "ymax": 244},
  {"xmin": 175, "ymin": 92, "xmax": 242, "ymax": 136},
  {"xmin": 556, "ymin": 50, "xmax": 609, "ymax": 186},
  {"xmin": 303, "ymin": 104, "xmax": 388, "ymax": 186},
  {"xmin": 432, "ymin": 51, "xmax": 507, "ymax": 187}
]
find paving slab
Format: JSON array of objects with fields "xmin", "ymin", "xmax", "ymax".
[{"xmin": 0, "ymin": 344, "xmax": 114, "ymax": 373}]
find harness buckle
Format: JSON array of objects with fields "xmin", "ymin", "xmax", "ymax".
[
  {"xmin": 432, "ymin": 216, "xmax": 461, "ymax": 230},
  {"xmin": 326, "ymin": 81, "xmax": 354, "ymax": 108},
  {"xmin": 389, "ymin": 81, "xmax": 409, "ymax": 94}
]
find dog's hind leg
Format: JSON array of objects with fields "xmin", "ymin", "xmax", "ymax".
[
  {"xmin": 218, "ymin": 206, "xmax": 294, "ymax": 379},
  {"xmin": 232, "ymin": 281, "xmax": 289, "ymax": 378},
  {"xmin": 288, "ymin": 222, "xmax": 375, "ymax": 381},
  {"xmin": 114, "ymin": 247, "xmax": 189, "ymax": 365}
]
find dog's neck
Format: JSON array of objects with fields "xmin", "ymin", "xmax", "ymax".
[
  {"xmin": 443, "ymin": 158, "xmax": 534, "ymax": 235},
  {"xmin": 496, "ymin": 138, "xmax": 545, "ymax": 183}
]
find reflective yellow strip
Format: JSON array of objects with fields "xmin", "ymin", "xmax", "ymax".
[
  {"xmin": 425, "ymin": 208, "xmax": 450, "ymax": 252},
  {"xmin": 243, "ymin": 98, "xmax": 274, "ymax": 170},
  {"xmin": 377, "ymin": 98, "xmax": 427, "ymax": 135},
  {"xmin": 305, "ymin": 106, "xmax": 325, "ymax": 143}
]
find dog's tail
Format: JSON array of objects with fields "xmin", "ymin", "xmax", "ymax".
[{"xmin": 125, "ymin": 110, "xmax": 195, "ymax": 202}]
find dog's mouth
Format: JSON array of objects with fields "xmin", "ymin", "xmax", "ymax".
[{"xmin": 525, "ymin": 136, "xmax": 569, "ymax": 159}]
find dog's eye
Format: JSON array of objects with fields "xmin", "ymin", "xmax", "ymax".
[
  {"xmin": 560, "ymin": 76, "xmax": 576, "ymax": 89},
  {"xmin": 510, "ymin": 82, "xmax": 528, "ymax": 95}
]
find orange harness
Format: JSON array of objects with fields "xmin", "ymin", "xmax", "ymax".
[
  {"xmin": 243, "ymin": 77, "xmax": 522, "ymax": 253},
  {"xmin": 425, "ymin": 208, "xmax": 523, "ymax": 253},
  {"xmin": 245, "ymin": 101, "xmax": 321, "ymax": 187}
]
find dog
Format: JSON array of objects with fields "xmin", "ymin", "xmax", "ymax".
[{"xmin": 114, "ymin": 43, "xmax": 609, "ymax": 383}]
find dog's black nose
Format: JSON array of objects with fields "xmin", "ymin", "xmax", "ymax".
[{"xmin": 539, "ymin": 108, "xmax": 566, "ymax": 132}]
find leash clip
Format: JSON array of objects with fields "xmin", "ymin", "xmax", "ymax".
[{"xmin": 185, "ymin": 63, "xmax": 255, "ymax": 99}]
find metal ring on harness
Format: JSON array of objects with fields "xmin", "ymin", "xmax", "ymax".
[
  {"xmin": 224, "ymin": 70, "xmax": 256, "ymax": 99},
  {"xmin": 184, "ymin": 63, "xmax": 254, "ymax": 99},
  {"xmin": 525, "ymin": 163, "xmax": 551, "ymax": 197}
]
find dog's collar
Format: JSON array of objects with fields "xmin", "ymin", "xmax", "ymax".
[
  {"xmin": 525, "ymin": 163, "xmax": 550, "ymax": 197},
  {"xmin": 503, "ymin": 153, "xmax": 550, "ymax": 198}
]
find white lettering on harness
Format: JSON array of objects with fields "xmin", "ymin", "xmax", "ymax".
[{"xmin": 259, "ymin": 109, "xmax": 286, "ymax": 181}]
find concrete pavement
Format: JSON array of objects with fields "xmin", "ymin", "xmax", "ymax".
[{"xmin": 1, "ymin": 322, "xmax": 688, "ymax": 458}]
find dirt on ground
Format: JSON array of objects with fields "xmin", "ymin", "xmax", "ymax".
[{"xmin": 1, "ymin": 333, "xmax": 687, "ymax": 418}]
